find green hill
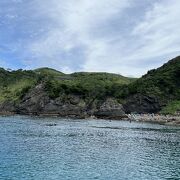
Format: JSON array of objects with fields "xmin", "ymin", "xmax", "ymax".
[
  {"xmin": 0, "ymin": 56, "xmax": 179, "ymax": 115},
  {"xmin": 121, "ymin": 56, "xmax": 180, "ymax": 114},
  {"xmin": 128, "ymin": 56, "xmax": 180, "ymax": 99},
  {"xmin": 39, "ymin": 71, "xmax": 136, "ymax": 100},
  {"xmin": 34, "ymin": 67, "xmax": 64, "ymax": 77},
  {"xmin": 0, "ymin": 67, "xmax": 135, "ymax": 103}
]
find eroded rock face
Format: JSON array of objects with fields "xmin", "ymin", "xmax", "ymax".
[
  {"xmin": 0, "ymin": 101, "xmax": 16, "ymax": 114},
  {"xmin": 123, "ymin": 94, "xmax": 163, "ymax": 113},
  {"xmin": 0, "ymin": 84, "xmax": 163, "ymax": 118},
  {"xmin": 16, "ymin": 84, "xmax": 126, "ymax": 119},
  {"xmin": 41, "ymin": 94, "xmax": 87, "ymax": 118},
  {"xmin": 94, "ymin": 98, "xmax": 126, "ymax": 119},
  {"xmin": 17, "ymin": 84, "xmax": 88, "ymax": 118},
  {"xmin": 17, "ymin": 84, "xmax": 49, "ymax": 115},
  {"xmin": 1, "ymin": 83, "xmax": 149, "ymax": 119}
]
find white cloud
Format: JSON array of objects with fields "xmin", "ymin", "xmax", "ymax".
[
  {"xmin": 25, "ymin": 0, "xmax": 131, "ymax": 71},
  {"xmin": 0, "ymin": 0, "xmax": 180, "ymax": 77},
  {"xmin": 131, "ymin": 0, "xmax": 180, "ymax": 59},
  {"xmin": 83, "ymin": 0, "xmax": 180, "ymax": 76}
]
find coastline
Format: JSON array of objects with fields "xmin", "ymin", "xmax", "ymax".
[
  {"xmin": 0, "ymin": 112, "xmax": 180, "ymax": 126},
  {"xmin": 124, "ymin": 114, "xmax": 180, "ymax": 126}
]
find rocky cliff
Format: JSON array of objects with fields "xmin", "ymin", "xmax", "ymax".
[
  {"xmin": 0, "ymin": 83, "xmax": 126, "ymax": 118},
  {"xmin": 0, "ymin": 56, "xmax": 179, "ymax": 118}
]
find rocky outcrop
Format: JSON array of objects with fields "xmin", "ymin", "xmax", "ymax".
[
  {"xmin": 123, "ymin": 94, "xmax": 163, "ymax": 113},
  {"xmin": 1, "ymin": 85, "xmax": 124, "ymax": 119},
  {"xmin": 94, "ymin": 98, "xmax": 126, "ymax": 119},
  {"xmin": 0, "ymin": 101, "xmax": 16, "ymax": 115},
  {"xmin": 17, "ymin": 84, "xmax": 88, "ymax": 118},
  {"xmin": 0, "ymin": 85, "xmax": 162, "ymax": 119},
  {"xmin": 0, "ymin": 85, "xmax": 164, "ymax": 119},
  {"xmin": 40, "ymin": 95, "xmax": 87, "ymax": 118},
  {"xmin": 17, "ymin": 84, "xmax": 48, "ymax": 115}
]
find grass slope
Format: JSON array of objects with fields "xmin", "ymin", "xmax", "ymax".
[
  {"xmin": 0, "ymin": 69, "xmax": 38, "ymax": 102},
  {"xmin": 0, "ymin": 67, "xmax": 135, "ymax": 103},
  {"xmin": 43, "ymin": 71, "xmax": 136, "ymax": 100}
]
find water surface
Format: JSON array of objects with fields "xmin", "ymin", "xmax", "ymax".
[{"xmin": 0, "ymin": 116, "xmax": 180, "ymax": 180}]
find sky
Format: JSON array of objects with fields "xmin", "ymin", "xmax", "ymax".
[{"xmin": 0, "ymin": 0, "xmax": 180, "ymax": 77}]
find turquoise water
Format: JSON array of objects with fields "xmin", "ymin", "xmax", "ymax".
[{"xmin": 0, "ymin": 116, "xmax": 180, "ymax": 180}]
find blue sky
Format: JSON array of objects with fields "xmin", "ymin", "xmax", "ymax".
[{"xmin": 0, "ymin": 0, "xmax": 180, "ymax": 77}]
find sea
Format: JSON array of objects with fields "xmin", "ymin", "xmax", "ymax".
[{"xmin": 0, "ymin": 116, "xmax": 179, "ymax": 180}]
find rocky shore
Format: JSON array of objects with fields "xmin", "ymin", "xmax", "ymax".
[
  {"xmin": 0, "ymin": 83, "xmax": 179, "ymax": 126},
  {"xmin": 124, "ymin": 114, "xmax": 180, "ymax": 126},
  {"xmin": 0, "ymin": 110, "xmax": 179, "ymax": 126}
]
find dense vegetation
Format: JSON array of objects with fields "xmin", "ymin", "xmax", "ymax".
[
  {"xmin": 0, "ymin": 69, "xmax": 38, "ymax": 102},
  {"xmin": 123, "ymin": 56, "xmax": 180, "ymax": 114},
  {"xmin": 161, "ymin": 100, "xmax": 180, "ymax": 114},
  {"xmin": 0, "ymin": 67, "xmax": 135, "ymax": 102},
  {"xmin": 41, "ymin": 70, "xmax": 135, "ymax": 100},
  {"xmin": 126, "ymin": 57, "xmax": 180, "ymax": 100},
  {"xmin": 0, "ymin": 56, "xmax": 179, "ymax": 114}
]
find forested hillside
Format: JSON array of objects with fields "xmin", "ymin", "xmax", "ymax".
[{"xmin": 0, "ymin": 56, "xmax": 179, "ymax": 116}]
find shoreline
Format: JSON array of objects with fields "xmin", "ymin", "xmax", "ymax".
[
  {"xmin": 0, "ymin": 112, "xmax": 180, "ymax": 126},
  {"xmin": 124, "ymin": 114, "xmax": 180, "ymax": 126}
]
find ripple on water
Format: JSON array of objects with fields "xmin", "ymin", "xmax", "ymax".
[{"xmin": 0, "ymin": 116, "xmax": 179, "ymax": 180}]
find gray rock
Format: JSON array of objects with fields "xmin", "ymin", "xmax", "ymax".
[
  {"xmin": 94, "ymin": 98, "xmax": 126, "ymax": 119},
  {"xmin": 17, "ymin": 84, "xmax": 88, "ymax": 118},
  {"xmin": 123, "ymin": 94, "xmax": 163, "ymax": 113},
  {"xmin": 16, "ymin": 85, "xmax": 126, "ymax": 119},
  {"xmin": 17, "ymin": 84, "xmax": 49, "ymax": 115},
  {"xmin": 0, "ymin": 101, "xmax": 16, "ymax": 114}
]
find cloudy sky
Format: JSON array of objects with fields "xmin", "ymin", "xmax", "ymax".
[{"xmin": 0, "ymin": 0, "xmax": 180, "ymax": 77}]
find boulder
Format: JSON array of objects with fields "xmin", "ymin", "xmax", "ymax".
[{"xmin": 94, "ymin": 98, "xmax": 126, "ymax": 119}]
